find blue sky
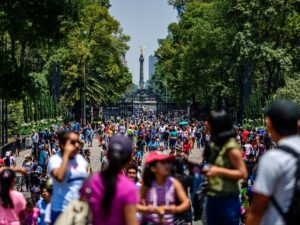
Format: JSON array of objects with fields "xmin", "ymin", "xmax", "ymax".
[{"xmin": 109, "ymin": 0, "xmax": 177, "ymax": 84}]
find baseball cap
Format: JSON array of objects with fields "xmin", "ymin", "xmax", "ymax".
[
  {"xmin": 0, "ymin": 158, "xmax": 4, "ymax": 165},
  {"xmin": 145, "ymin": 151, "xmax": 175, "ymax": 165},
  {"xmin": 108, "ymin": 135, "xmax": 133, "ymax": 158}
]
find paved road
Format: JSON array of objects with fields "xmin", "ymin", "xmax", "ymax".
[{"xmin": 16, "ymin": 138, "xmax": 204, "ymax": 225}]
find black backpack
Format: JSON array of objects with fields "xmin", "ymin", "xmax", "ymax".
[{"xmin": 272, "ymin": 145, "xmax": 300, "ymax": 225}]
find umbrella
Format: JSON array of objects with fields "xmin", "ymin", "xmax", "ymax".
[{"xmin": 179, "ymin": 121, "xmax": 188, "ymax": 125}]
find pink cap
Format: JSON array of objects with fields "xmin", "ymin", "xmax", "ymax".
[{"xmin": 145, "ymin": 151, "xmax": 175, "ymax": 165}]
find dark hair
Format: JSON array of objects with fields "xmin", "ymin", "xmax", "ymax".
[
  {"xmin": 101, "ymin": 138, "xmax": 133, "ymax": 219},
  {"xmin": 266, "ymin": 100, "xmax": 300, "ymax": 136},
  {"xmin": 57, "ymin": 131, "xmax": 78, "ymax": 146},
  {"xmin": 142, "ymin": 163, "xmax": 156, "ymax": 188},
  {"xmin": 173, "ymin": 157, "xmax": 185, "ymax": 175},
  {"xmin": 0, "ymin": 169, "xmax": 16, "ymax": 208},
  {"xmin": 208, "ymin": 110, "xmax": 235, "ymax": 146},
  {"xmin": 126, "ymin": 164, "xmax": 138, "ymax": 173}
]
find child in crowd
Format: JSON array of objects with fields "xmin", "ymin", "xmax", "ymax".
[{"xmin": 23, "ymin": 199, "xmax": 40, "ymax": 225}]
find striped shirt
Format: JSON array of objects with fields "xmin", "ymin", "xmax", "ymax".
[{"xmin": 143, "ymin": 177, "xmax": 175, "ymax": 224}]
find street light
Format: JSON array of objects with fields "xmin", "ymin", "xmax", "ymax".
[{"xmin": 83, "ymin": 30, "xmax": 88, "ymax": 125}]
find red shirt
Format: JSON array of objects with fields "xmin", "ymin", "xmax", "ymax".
[{"xmin": 183, "ymin": 143, "xmax": 191, "ymax": 153}]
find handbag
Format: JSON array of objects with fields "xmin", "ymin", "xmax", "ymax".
[{"xmin": 54, "ymin": 182, "xmax": 92, "ymax": 225}]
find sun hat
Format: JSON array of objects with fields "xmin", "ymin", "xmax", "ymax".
[{"xmin": 145, "ymin": 151, "xmax": 175, "ymax": 165}]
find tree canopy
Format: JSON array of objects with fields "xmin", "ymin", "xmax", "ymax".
[{"xmin": 150, "ymin": 0, "xmax": 300, "ymax": 119}]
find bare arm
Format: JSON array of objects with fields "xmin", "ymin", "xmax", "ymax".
[
  {"xmin": 51, "ymin": 154, "xmax": 69, "ymax": 182},
  {"xmin": 124, "ymin": 205, "xmax": 138, "ymax": 225},
  {"xmin": 171, "ymin": 178, "xmax": 190, "ymax": 213},
  {"xmin": 51, "ymin": 140, "xmax": 75, "ymax": 182},
  {"xmin": 206, "ymin": 148, "xmax": 248, "ymax": 180},
  {"xmin": 246, "ymin": 193, "xmax": 270, "ymax": 225}
]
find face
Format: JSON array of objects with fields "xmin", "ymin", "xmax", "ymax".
[
  {"xmin": 266, "ymin": 116, "xmax": 279, "ymax": 142},
  {"xmin": 205, "ymin": 121, "xmax": 211, "ymax": 133},
  {"xmin": 151, "ymin": 161, "xmax": 172, "ymax": 177},
  {"xmin": 42, "ymin": 189, "xmax": 50, "ymax": 201},
  {"xmin": 67, "ymin": 133, "xmax": 81, "ymax": 156},
  {"xmin": 127, "ymin": 168, "xmax": 137, "ymax": 181}
]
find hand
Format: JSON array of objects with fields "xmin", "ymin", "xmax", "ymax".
[
  {"xmin": 164, "ymin": 205, "xmax": 177, "ymax": 214},
  {"xmin": 205, "ymin": 165, "xmax": 220, "ymax": 177},
  {"xmin": 146, "ymin": 205, "xmax": 157, "ymax": 214},
  {"xmin": 64, "ymin": 140, "xmax": 77, "ymax": 157}
]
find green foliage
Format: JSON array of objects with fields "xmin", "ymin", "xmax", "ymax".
[
  {"xmin": 0, "ymin": 0, "xmax": 131, "ymax": 136},
  {"xmin": 0, "ymin": 0, "xmax": 84, "ymax": 99},
  {"xmin": 273, "ymin": 74, "xmax": 300, "ymax": 106},
  {"xmin": 61, "ymin": 3, "xmax": 132, "ymax": 108},
  {"xmin": 155, "ymin": 0, "xmax": 300, "ymax": 119}
]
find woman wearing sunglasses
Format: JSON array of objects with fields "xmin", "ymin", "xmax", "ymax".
[{"xmin": 47, "ymin": 131, "xmax": 88, "ymax": 225}]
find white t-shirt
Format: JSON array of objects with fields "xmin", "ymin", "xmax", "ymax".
[
  {"xmin": 253, "ymin": 135, "xmax": 300, "ymax": 225},
  {"xmin": 244, "ymin": 143, "xmax": 253, "ymax": 155},
  {"xmin": 48, "ymin": 152, "xmax": 88, "ymax": 212}
]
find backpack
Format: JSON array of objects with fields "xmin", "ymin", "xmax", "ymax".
[
  {"xmin": 272, "ymin": 145, "xmax": 300, "ymax": 225},
  {"xmin": 193, "ymin": 178, "xmax": 207, "ymax": 221}
]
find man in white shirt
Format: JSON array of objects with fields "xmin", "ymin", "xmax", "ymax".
[{"xmin": 247, "ymin": 100, "xmax": 300, "ymax": 225}]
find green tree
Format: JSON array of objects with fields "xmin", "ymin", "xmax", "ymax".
[
  {"xmin": 0, "ymin": 0, "xmax": 84, "ymax": 99},
  {"xmin": 60, "ymin": 3, "xmax": 132, "ymax": 118},
  {"xmin": 154, "ymin": 0, "xmax": 300, "ymax": 119}
]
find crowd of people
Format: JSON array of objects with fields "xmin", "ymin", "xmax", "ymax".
[{"xmin": 0, "ymin": 99, "xmax": 299, "ymax": 225}]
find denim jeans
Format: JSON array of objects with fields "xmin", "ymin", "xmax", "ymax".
[{"xmin": 206, "ymin": 195, "xmax": 240, "ymax": 225}]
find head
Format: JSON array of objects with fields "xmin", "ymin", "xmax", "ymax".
[
  {"xmin": 265, "ymin": 100, "xmax": 300, "ymax": 142},
  {"xmin": 143, "ymin": 152, "xmax": 174, "ymax": 188},
  {"xmin": 41, "ymin": 187, "xmax": 51, "ymax": 203},
  {"xmin": 101, "ymin": 135, "xmax": 133, "ymax": 219},
  {"xmin": 126, "ymin": 164, "xmax": 139, "ymax": 182},
  {"xmin": 25, "ymin": 198, "xmax": 34, "ymax": 211},
  {"xmin": 0, "ymin": 169, "xmax": 16, "ymax": 208},
  {"xmin": 58, "ymin": 131, "xmax": 80, "ymax": 157},
  {"xmin": 207, "ymin": 110, "xmax": 235, "ymax": 146},
  {"xmin": 84, "ymin": 149, "xmax": 91, "ymax": 157}
]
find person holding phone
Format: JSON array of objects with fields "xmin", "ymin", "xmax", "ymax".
[{"xmin": 47, "ymin": 131, "xmax": 88, "ymax": 225}]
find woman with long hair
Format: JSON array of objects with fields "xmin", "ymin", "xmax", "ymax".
[
  {"xmin": 47, "ymin": 131, "xmax": 88, "ymax": 224},
  {"xmin": 0, "ymin": 169, "xmax": 26, "ymax": 225},
  {"xmin": 80, "ymin": 135, "xmax": 139, "ymax": 225},
  {"xmin": 138, "ymin": 151, "xmax": 190, "ymax": 225},
  {"xmin": 204, "ymin": 110, "xmax": 248, "ymax": 225}
]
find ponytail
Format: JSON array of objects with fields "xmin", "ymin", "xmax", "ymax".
[
  {"xmin": 0, "ymin": 169, "xmax": 15, "ymax": 208},
  {"xmin": 101, "ymin": 151, "xmax": 122, "ymax": 219}
]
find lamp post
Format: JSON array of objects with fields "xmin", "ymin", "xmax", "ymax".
[{"xmin": 83, "ymin": 30, "xmax": 87, "ymax": 125}]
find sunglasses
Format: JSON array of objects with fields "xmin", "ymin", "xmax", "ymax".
[{"xmin": 70, "ymin": 139, "xmax": 80, "ymax": 145}]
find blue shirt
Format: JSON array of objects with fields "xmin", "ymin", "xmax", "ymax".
[
  {"xmin": 73, "ymin": 123, "xmax": 80, "ymax": 132},
  {"xmin": 38, "ymin": 150, "xmax": 48, "ymax": 166},
  {"xmin": 36, "ymin": 198, "xmax": 48, "ymax": 225},
  {"xmin": 148, "ymin": 141, "xmax": 159, "ymax": 151}
]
